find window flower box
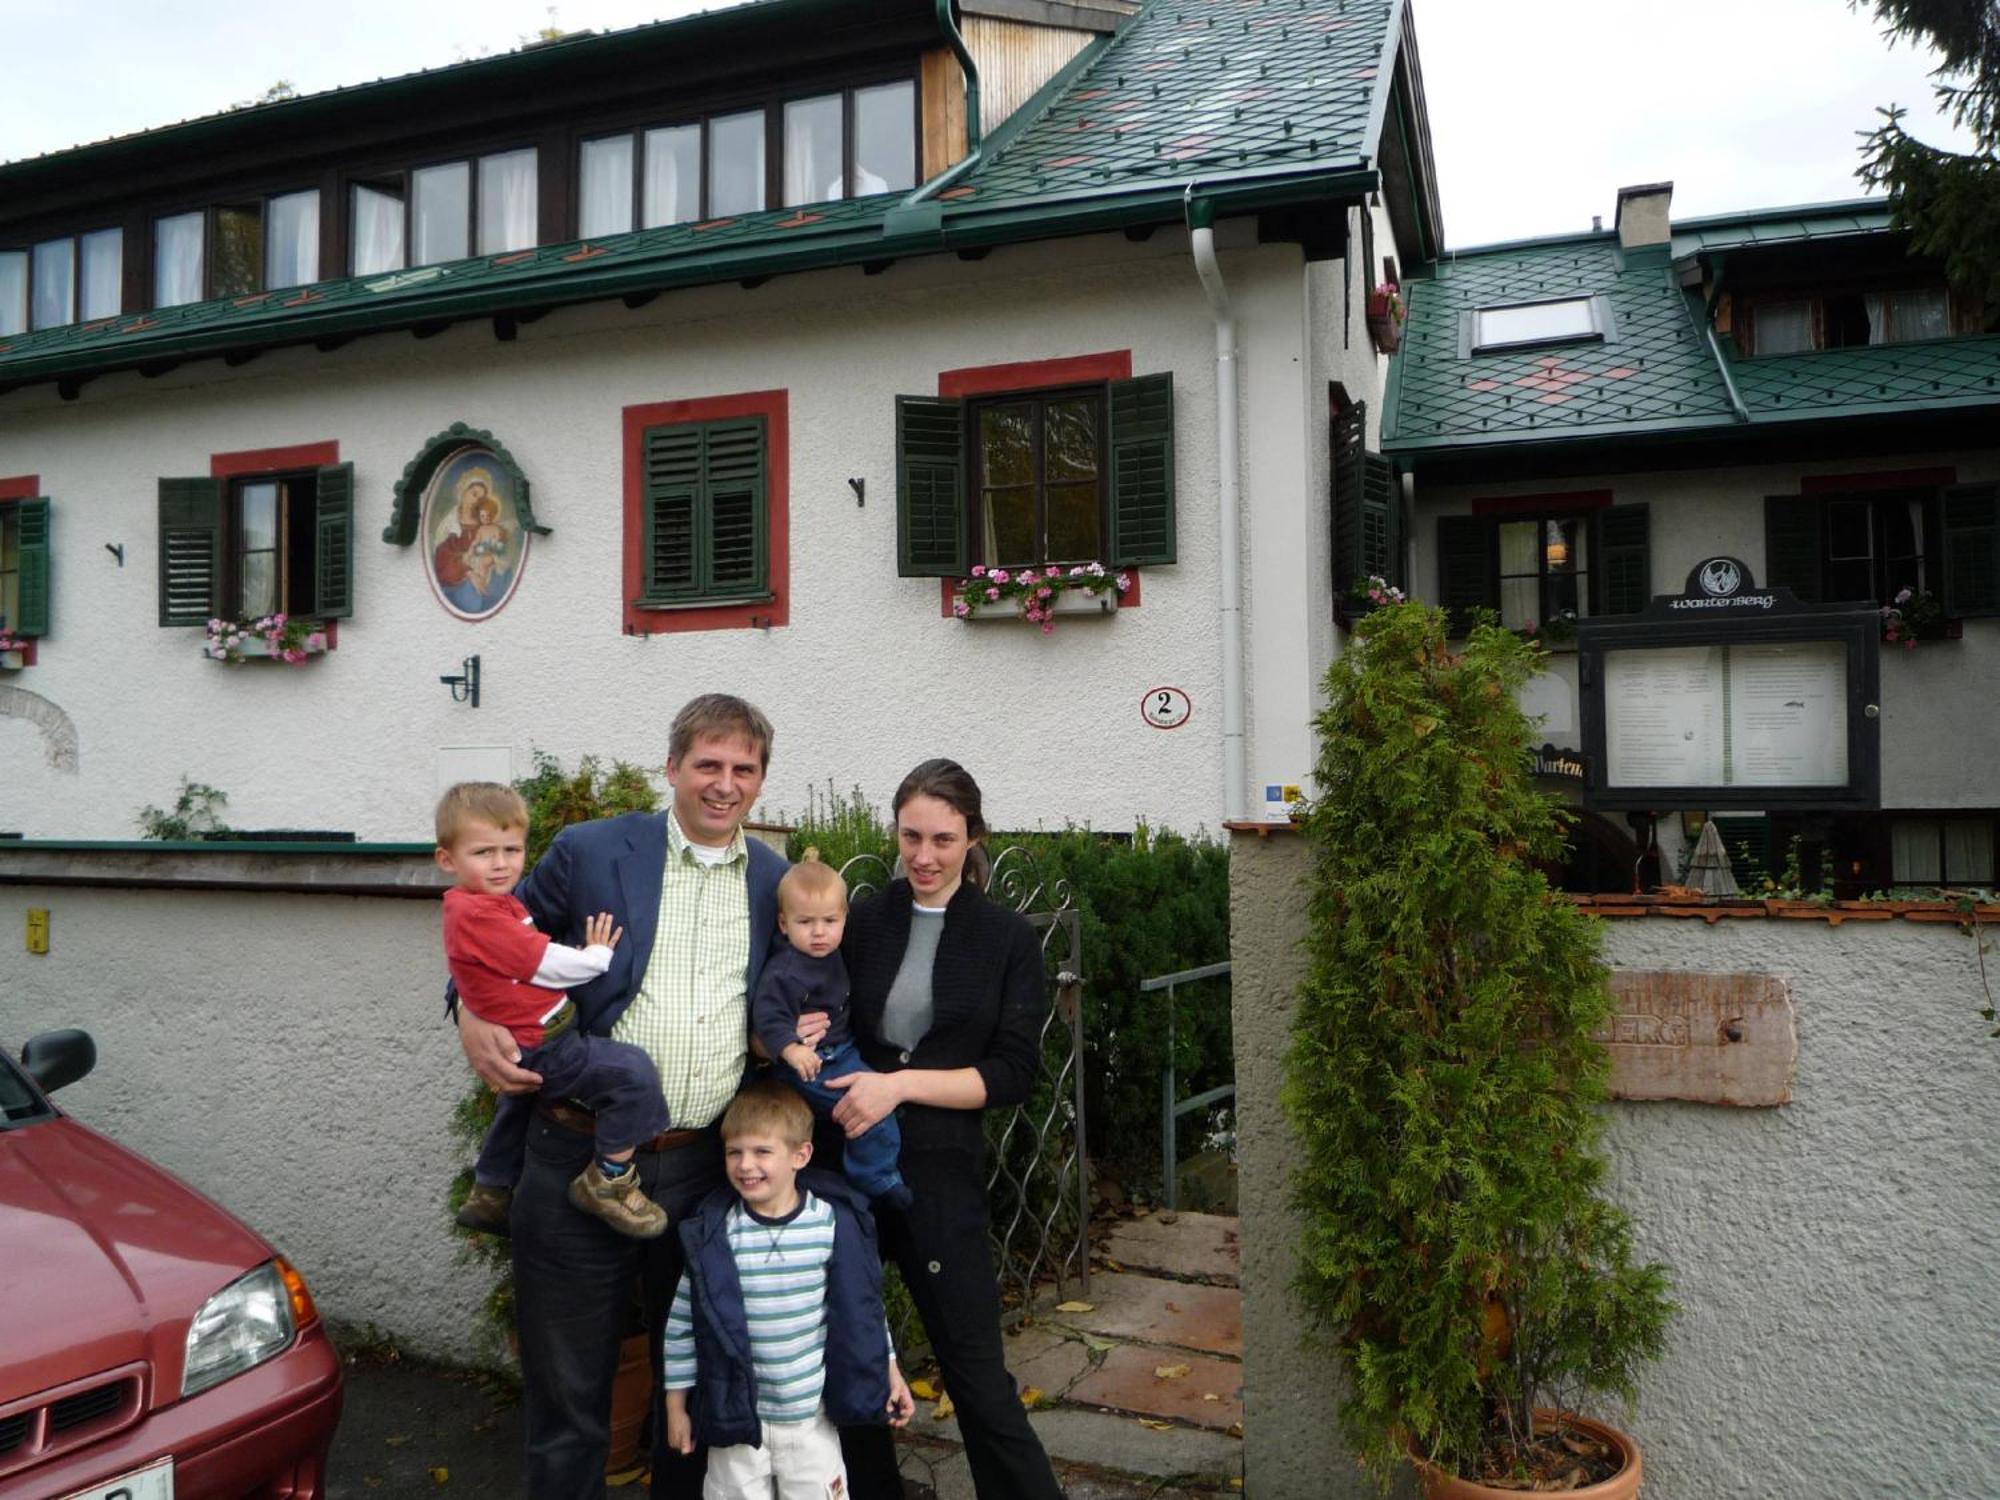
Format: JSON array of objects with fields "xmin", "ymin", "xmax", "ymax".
[
  {"xmin": 1879, "ymin": 587, "xmax": 1959, "ymax": 647},
  {"xmin": 952, "ymin": 562, "xmax": 1129, "ymax": 633},
  {"xmin": 203, "ymin": 614, "xmax": 330, "ymax": 665},
  {"xmin": 1366, "ymin": 282, "xmax": 1404, "ymax": 355},
  {"xmin": 0, "ymin": 634, "xmax": 26, "ymax": 670}
]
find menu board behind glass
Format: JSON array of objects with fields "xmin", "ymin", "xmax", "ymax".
[{"xmin": 1603, "ymin": 640, "xmax": 1848, "ymax": 789}]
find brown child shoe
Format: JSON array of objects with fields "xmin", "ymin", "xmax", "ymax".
[
  {"xmin": 567, "ymin": 1163, "xmax": 670, "ymax": 1239},
  {"xmin": 455, "ymin": 1183, "xmax": 513, "ymax": 1236}
]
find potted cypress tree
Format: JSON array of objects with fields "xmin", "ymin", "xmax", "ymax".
[{"xmin": 1284, "ymin": 602, "xmax": 1673, "ymax": 1496}]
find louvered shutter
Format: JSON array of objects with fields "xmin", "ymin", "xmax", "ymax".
[
  {"xmin": 1330, "ymin": 403, "xmax": 1366, "ymax": 590},
  {"xmin": 11, "ymin": 497, "xmax": 51, "ymax": 637},
  {"xmin": 1436, "ymin": 515, "xmax": 1493, "ymax": 634},
  {"xmin": 1107, "ymin": 372, "xmax": 1175, "ymax": 566},
  {"xmin": 1939, "ymin": 483, "xmax": 2000, "ymax": 618},
  {"xmin": 1593, "ymin": 504, "xmax": 1651, "ymax": 616},
  {"xmin": 896, "ymin": 395, "xmax": 966, "ymax": 577},
  {"xmin": 1764, "ymin": 497, "xmax": 1824, "ymax": 602},
  {"xmin": 641, "ymin": 424, "xmax": 706, "ymax": 603},
  {"xmin": 703, "ymin": 418, "xmax": 768, "ymax": 596},
  {"xmin": 315, "ymin": 462, "xmax": 355, "ymax": 619},
  {"xmin": 1360, "ymin": 452, "xmax": 1396, "ymax": 583},
  {"xmin": 158, "ymin": 477, "xmax": 224, "ymax": 626}
]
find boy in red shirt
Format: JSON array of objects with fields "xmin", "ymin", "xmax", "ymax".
[{"xmin": 438, "ymin": 782, "xmax": 670, "ymax": 1239}]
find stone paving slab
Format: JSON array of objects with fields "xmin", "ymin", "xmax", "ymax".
[
  {"xmin": 896, "ymin": 1435, "xmax": 1232, "ymax": 1498},
  {"xmin": 1067, "ymin": 1344, "xmax": 1244, "ymax": 1431},
  {"xmin": 1101, "ymin": 1210, "xmax": 1242, "ymax": 1284},
  {"xmin": 903, "ymin": 1407, "xmax": 1241, "ymax": 1487},
  {"xmin": 1004, "ymin": 1322, "xmax": 1097, "ymax": 1400},
  {"xmin": 1047, "ymin": 1272, "xmax": 1243, "ymax": 1358}
]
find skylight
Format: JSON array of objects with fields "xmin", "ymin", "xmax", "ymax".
[{"xmin": 1473, "ymin": 297, "xmax": 1602, "ymax": 352}]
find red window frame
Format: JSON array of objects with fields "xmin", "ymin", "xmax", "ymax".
[
  {"xmin": 621, "ymin": 389, "xmax": 789, "ymax": 635},
  {"xmin": 210, "ymin": 441, "xmax": 342, "ymax": 646},
  {"xmin": 0, "ymin": 472, "xmax": 41, "ymax": 665},
  {"xmin": 932, "ymin": 350, "xmax": 1143, "ymax": 616}
]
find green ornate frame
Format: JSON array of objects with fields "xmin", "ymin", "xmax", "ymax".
[{"xmin": 384, "ymin": 423, "xmax": 547, "ymax": 545}]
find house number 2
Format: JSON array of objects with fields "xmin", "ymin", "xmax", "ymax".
[{"xmin": 1141, "ymin": 686, "xmax": 1192, "ymax": 730}]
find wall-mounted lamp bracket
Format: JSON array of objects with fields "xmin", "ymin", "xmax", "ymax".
[
  {"xmin": 104, "ymin": 543, "xmax": 125, "ymax": 567},
  {"xmin": 441, "ymin": 654, "xmax": 481, "ymax": 708},
  {"xmin": 847, "ymin": 478, "xmax": 865, "ymax": 507}
]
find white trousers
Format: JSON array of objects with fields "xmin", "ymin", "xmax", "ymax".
[{"xmin": 702, "ymin": 1408, "xmax": 848, "ymax": 1500}]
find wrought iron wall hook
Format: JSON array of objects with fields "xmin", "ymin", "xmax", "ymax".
[
  {"xmin": 440, "ymin": 654, "xmax": 481, "ymax": 707},
  {"xmin": 847, "ymin": 477, "xmax": 866, "ymax": 507},
  {"xmin": 104, "ymin": 543, "xmax": 125, "ymax": 567}
]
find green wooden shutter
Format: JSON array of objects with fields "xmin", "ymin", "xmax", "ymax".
[
  {"xmin": 703, "ymin": 418, "xmax": 768, "ymax": 596},
  {"xmin": 1436, "ymin": 515, "xmax": 1493, "ymax": 634},
  {"xmin": 1107, "ymin": 372, "xmax": 1176, "ymax": 566},
  {"xmin": 1593, "ymin": 503, "xmax": 1651, "ymax": 616},
  {"xmin": 1939, "ymin": 483, "xmax": 2000, "ymax": 618},
  {"xmin": 158, "ymin": 476, "xmax": 224, "ymax": 626},
  {"xmin": 1330, "ymin": 402, "xmax": 1366, "ymax": 591},
  {"xmin": 896, "ymin": 395, "xmax": 967, "ymax": 577},
  {"xmin": 315, "ymin": 462, "xmax": 355, "ymax": 619},
  {"xmin": 1360, "ymin": 452, "xmax": 1396, "ymax": 583},
  {"xmin": 1764, "ymin": 497, "xmax": 1824, "ymax": 602},
  {"xmin": 11, "ymin": 497, "xmax": 51, "ymax": 637},
  {"xmin": 641, "ymin": 424, "xmax": 705, "ymax": 603}
]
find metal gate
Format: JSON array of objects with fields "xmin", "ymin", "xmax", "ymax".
[{"xmin": 839, "ymin": 846, "xmax": 1090, "ymax": 1315}]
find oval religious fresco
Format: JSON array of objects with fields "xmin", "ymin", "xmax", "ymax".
[{"xmin": 422, "ymin": 446, "xmax": 530, "ymax": 622}]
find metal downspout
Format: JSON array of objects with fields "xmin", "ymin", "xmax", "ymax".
[
  {"xmin": 1187, "ymin": 190, "xmax": 1248, "ymax": 823},
  {"xmin": 897, "ymin": 1, "xmax": 985, "ymax": 209}
]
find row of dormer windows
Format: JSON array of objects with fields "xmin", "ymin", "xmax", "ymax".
[{"xmin": 0, "ymin": 76, "xmax": 920, "ymax": 335}]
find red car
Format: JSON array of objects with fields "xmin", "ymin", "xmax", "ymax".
[{"xmin": 0, "ymin": 1030, "xmax": 342, "ymax": 1499}]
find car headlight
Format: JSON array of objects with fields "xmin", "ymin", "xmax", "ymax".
[{"xmin": 182, "ymin": 1261, "xmax": 297, "ymax": 1397}]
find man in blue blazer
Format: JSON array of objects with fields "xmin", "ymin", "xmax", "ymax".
[{"xmin": 455, "ymin": 693, "xmax": 807, "ymax": 1500}]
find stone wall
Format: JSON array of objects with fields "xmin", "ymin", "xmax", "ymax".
[{"xmin": 1229, "ymin": 826, "xmax": 2000, "ymax": 1499}]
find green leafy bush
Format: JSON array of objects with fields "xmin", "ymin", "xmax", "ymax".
[{"xmin": 1284, "ymin": 602, "xmax": 1672, "ymax": 1486}]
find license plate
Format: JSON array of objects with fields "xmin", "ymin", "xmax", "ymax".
[{"xmin": 58, "ymin": 1457, "xmax": 173, "ymax": 1500}]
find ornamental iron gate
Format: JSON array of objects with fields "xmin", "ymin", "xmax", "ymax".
[{"xmin": 839, "ymin": 846, "xmax": 1090, "ymax": 1331}]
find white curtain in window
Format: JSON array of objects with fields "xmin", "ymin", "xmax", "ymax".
[
  {"xmin": 709, "ymin": 110, "xmax": 766, "ymax": 217},
  {"xmin": 1894, "ymin": 288, "xmax": 1949, "ymax": 342},
  {"xmin": 1863, "ymin": 292, "xmax": 1887, "ymax": 345},
  {"xmin": 351, "ymin": 186, "xmax": 405, "ymax": 275},
  {"xmin": 264, "ymin": 190, "xmax": 319, "ymax": 290},
  {"xmin": 784, "ymin": 95, "xmax": 844, "ymax": 206},
  {"xmin": 153, "ymin": 213, "xmax": 204, "ymax": 307},
  {"xmin": 0, "ymin": 251, "xmax": 27, "ymax": 336},
  {"xmin": 580, "ymin": 136, "xmax": 634, "ymax": 238},
  {"xmin": 854, "ymin": 81, "xmax": 916, "ymax": 195},
  {"xmin": 1755, "ymin": 300, "xmax": 1813, "ymax": 355},
  {"xmin": 644, "ymin": 126, "xmax": 701, "ymax": 227},
  {"xmin": 1944, "ymin": 821, "xmax": 1993, "ymax": 885},
  {"xmin": 31, "ymin": 239, "xmax": 73, "ymax": 329},
  {"xmin": 1498, "ymin": 520, "xmax": 1538, "ymax": 629},
  {"xmin": 478, "ymin": 150, "xmax": 538, "ymax": 254},
  {"xmin": 79, "ymin": 229, "xmax": 121, "ymax": 319},
  {"xmin": 1891, "ymin": 819, "xmax": 1942, "ymax": 884},
  {"xmin": 414, "ymin": 163, "xmax": 471, "ymax": 264}
]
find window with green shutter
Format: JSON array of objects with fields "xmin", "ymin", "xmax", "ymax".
[
  {"xmin": 1765, "ymin": 488, "xmax": 1948, "ymax": 610},
  {"xmin": 1591, "ymin": 504, "xmax": 1651, "ymax": 615},
  {"xmin": 0, "ymin": 496, "xmax": 51, "ymax": 638},
  {"xmin": 1939, "ymin": 483, "xmax": 2000, "ymax": 618},
  {"xmin": 1435, "ymin": 500, "xmax": 1646, "ymax": 634},
  {"xmin": 895, "ymin": 372, "xmax": 1176, "ymax": 577},
  {"xmin": 158, "ymin": 462, "xmax": 353, "ymax": 626},
  {"xmin": 1331, "ymin": 400, "xmax": 1401, "ymax": 609},
  {"xmin": 636, "ymin": 416, "xmax": 770, "ymax": 606}
]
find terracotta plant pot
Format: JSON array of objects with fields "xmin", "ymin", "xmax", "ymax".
[{"xmin": 1418, "ymin": 1411, "xmax": 1642, "ymax": 1500}]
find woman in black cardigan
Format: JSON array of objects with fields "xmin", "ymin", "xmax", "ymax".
[{"xmin": 825, "ymin": 758, "xmax": 1065, "ymax": 1500}]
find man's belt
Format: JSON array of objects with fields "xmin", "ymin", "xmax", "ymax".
[{"xmin": 535, "ymin": 1098, "xmax": 710, "ymax": 1154}]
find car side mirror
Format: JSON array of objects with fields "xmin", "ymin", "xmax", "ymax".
[{"xmin": 22, "ymin": 1029, "xmax": 96, "ymax": 1094}]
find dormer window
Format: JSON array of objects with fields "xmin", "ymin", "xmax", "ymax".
[
  {"xmin": 1, "ymin": 229, "xmax": 122, "ymax": 333},
  {"xmin": 1742, "ymin": 286, "xmax": 1955, "ymax": 355},
  {"xmin": 153, "ymin": 192, "xmax": 320, "ymax": 309},
  {"xmin": 349, "ymin": 148, "xmax": 537, "ymax": 277},
  {"xmin": 1472, "ymin": 297, "xmax": 1605, "ymax": 353}
]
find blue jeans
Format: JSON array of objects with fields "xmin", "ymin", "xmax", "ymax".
[{"xmin": 782, "ymin": 1040, "xmax": 907, "ymax": 1202}]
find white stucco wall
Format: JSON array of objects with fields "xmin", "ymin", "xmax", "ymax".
[
  {"xmin": 0, "ymin": 881, "xmax": 488, "ymax": 1363},
  {"xmin": 1411, "ymin": 452, "xmax": 2000, "ymax": 808},
  {"xmin": 0, "ymin": 219, "xmax": 1355, "ymax": 841}
]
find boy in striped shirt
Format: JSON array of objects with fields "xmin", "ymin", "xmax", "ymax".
[{"xmin": 665, "ymin": 1081, "xmax": 915, "ymax": 1496}]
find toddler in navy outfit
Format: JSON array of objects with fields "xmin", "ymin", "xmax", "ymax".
[{"xmin": 751, "ymin": 853, "xmax": 912, "ymax": 1208}]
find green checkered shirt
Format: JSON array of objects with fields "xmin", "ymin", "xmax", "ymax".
[{"xmin": 610, "ymin": 812, "xmax": 752, "ymax": 1130}]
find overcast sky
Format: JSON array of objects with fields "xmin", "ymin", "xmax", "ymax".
[{"xmin": 0, "ymin": 0, "xmax": 1975, "ymax": 251}]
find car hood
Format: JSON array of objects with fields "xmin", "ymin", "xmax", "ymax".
[{"xmin": 0, "ymin": 1115, "xmax": 272, "ymax": 1404}]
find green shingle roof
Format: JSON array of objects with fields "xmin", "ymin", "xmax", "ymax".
[
  {"xmin": 0, "ymin": 0, "xmax": 1405, "ymax": 391},
  {"xmin": 1383, "ymin": 201, "xmax": 2000, "ymax": 460},
  {"xmin": 1383, "ymin": 235, "xmax": 1739, "ymax": 452}
]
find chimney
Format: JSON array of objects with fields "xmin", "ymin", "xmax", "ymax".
[{"xmin": 1614, "ymin": 182, "xmax": 1673, "ymax": 250}]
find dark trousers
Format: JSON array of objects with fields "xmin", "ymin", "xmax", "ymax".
[
  {"xmin": 784, "ymin": 1041, "xmax": 907, "ymax": 1201},
  {"xmin": 475, "ymin": 1031, "xmax": 669, "ymax": 1187},
  {"xmin": 511, "ymin": 1111, "xmax": 722, "ymax": 1500},
  {"xmin": 837, "ymin": 1149, "xmax": 1064, "ymax": 1500}
]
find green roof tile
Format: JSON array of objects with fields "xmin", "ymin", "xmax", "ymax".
[{"xmin": 1729, "ymin": 333, "xmax": 2000, "ymax": 415}]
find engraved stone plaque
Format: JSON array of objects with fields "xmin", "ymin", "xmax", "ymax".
[{"xmin": 1597, "ymin": 970, "xmax": 1796, "ymax": 1106}]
